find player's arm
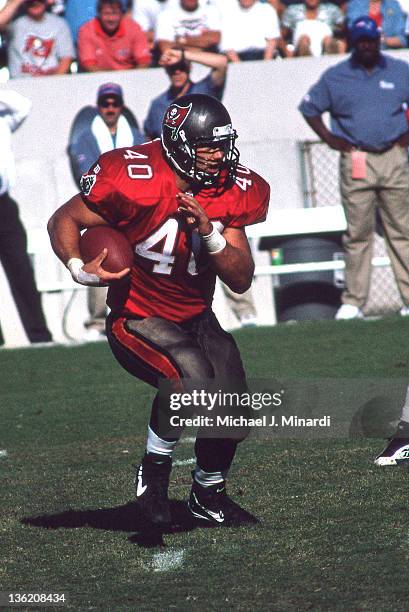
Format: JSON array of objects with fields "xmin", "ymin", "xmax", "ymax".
[
  {"xmin": 47, "ymin": 193, "xmax": 130, "ymax": 284},
  {"xmin": 209, "ymin": 227, "xmax": 254, "ymax": 293},
  {"xmin": 176, "ymin": 192, "xmax": 254, "ymax": 293}
]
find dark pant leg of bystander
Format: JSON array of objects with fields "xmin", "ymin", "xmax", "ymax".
[{"xmin": 0, "ymin": 193, "xmax": 52, "ymax": 344}]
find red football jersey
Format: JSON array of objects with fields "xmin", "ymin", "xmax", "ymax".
[{"xmin": 80, "ymin": 140, "xmax": 269, "ymax": 322}]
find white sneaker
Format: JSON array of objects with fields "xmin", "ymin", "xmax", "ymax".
[
  {"xmin": 335, "ymin": 304, "xmax": 364, "ymax": 320},
  {"xmin": 83, "ymin": 328, "xmax": 106, "ymax": 342},
  {"xmin": 400, "ymin": 306, "xmax": 409, "ymax": 316},
  {"xmin": 239, "ymin": 314, "xmax": 258, "ymax": 328}
]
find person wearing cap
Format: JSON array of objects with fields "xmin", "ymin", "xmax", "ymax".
[
  {"xmin": 155, "ymin": 0, "xmax": 221, "ymax": 56},
  {"xmin": 281, "ymin": 0, "xmax": 346, "ymax": 57},
  {"xmin": 299, "ymin": 15, "xmax": 409, "ymax": 322},
  {"xmin": 68, "ymin": 83, "xmax": 145, "ymax": 339},
  {"xmin": 0, "ymin": 0, "xmax": 75, "ymax": 78},
  {"xmin": 144, "ymin": 47, "xmax": 227, "ymax": 141},
  {"xmin": 77, "ymin": 0, "xmax": 151, "ymax": 72},
  {"xmin": 347, "ymin": 0, "xmax": 406, "ymax": 50}
]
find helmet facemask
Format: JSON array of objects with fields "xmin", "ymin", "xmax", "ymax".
[
  {"xmin": 165, "ymin": 126, "xmax": 239, "ymax": 190},
  {"xmin": 190, "ymin": 127, "xmax": 240, "ymax": 189}
]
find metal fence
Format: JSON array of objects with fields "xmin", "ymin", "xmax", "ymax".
[{"xmin": 299, "ymin": 140, "xmax": 403, "ymax": 316}]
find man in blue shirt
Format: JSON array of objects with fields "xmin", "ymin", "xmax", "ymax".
[
  {"xmin": 143, "ymin": 47, "xmax": 227, "ymax": 140},
  {"xmin": 299, "ymin": 15, "xmax": 409, "ymax": 322}
]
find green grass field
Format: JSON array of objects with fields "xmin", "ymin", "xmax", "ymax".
[{"xmin": 2, "ymin": 317, "xmax": 409, "ymax": 611}]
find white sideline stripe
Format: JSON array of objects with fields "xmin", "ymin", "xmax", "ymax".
[
  {"xmin": 152, "ymin": 549, "xmax": 185, "ymax": 573},
  {"xmin": 0, "ymin": 450, "xmax": 8, "ymax": 458},
  {"xmin": 179, "ymin": 437, "xmax": 196, "ymax": 444},
  {"xmin": 173, "ymin": 458, "xmax": 195, "ymax": 467}
]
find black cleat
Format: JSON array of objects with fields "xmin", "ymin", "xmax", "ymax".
[
  {"xmin": 135, "ymin": 453, "xmax": 172, "ymax": 524},
  {"xmin": 374, "ymin": 421, "xmax": 409, "ymax": 466},
  {"xmin": 188, "ymin": 480, "xmax": 259, "ymax": 526},
  {"xmin": 374, "ymin": 438, "xmax": 409, "ymax": 466}
]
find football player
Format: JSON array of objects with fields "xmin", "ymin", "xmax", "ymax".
[{"xmin": 47, "ymin": 94, "xmax": 270, "ymax": 526}]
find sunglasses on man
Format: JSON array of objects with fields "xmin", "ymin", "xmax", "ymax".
[{"xmin": 99, "ymin": 99, "xmax": 123, "ymax": 108}]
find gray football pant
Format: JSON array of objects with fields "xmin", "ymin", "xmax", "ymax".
[{"xmin": 106, "ymin": 310, "xmax": 249, "ymax": 473}]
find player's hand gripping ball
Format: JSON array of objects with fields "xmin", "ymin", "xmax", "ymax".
[{"xmin": 80, "ymin": 226, "xmax": 133, "ymax": 273}]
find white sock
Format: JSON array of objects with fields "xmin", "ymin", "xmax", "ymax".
[
  {"xmin": 146, "ymin": 426, "xmax": 177, "ymax": 457},
  {"xmin": 193, "ymin": 465, "xmax": 228, "ymax": 487}
]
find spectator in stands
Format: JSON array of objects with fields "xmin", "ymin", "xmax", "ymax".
[
  {"xmin": 266, "ymin": 0, "xmax": 346, "ymax": 19},
  {"xmin": 281, "ymin": 0, "xmax": 346, "ymax": 57},
  {"xmin": 155, "ymin": 0, "xmax": 221, "ymax": 55},
  {"xmin": 299, "ymin": 16, "xmax": 409, "ymax": 320},
  {"xmin": 78, "ymin": 0, "xmax": 151, "ymax": 71},
  {"xmin": 132, "ymin": 0, "xmax": 167, "ymax": 52},
  {"xmin": 64, "ymin": 0, "xmax": 97, "ymax": 43},
  {"xmin": 63, "ymin": 0, "xmax": 128, "ymax": 44},
  {"xmin": 347, "ymin": 0, "xmax": 407, "ymax": 49},
  {"xmin": 220, "ymin": 0, "xmax": 282, "ymax": 62},
  {"xmin": 0, "ymin": 89, "xmax": 52, "ymax": 345},
  {"xmin": 144, "ymin": 47, "xmax": 226, "ymax": 139},
  {"xmin": 68, "ymin": 83, "xmax": 145, "ymax": 339},
  {"xmin": 0, "ymin": 0, "xmax": 74, "ymax": 78}
]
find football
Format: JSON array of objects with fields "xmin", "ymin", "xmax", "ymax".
[{"xmin": 80, "ymin": 226, "xmax": 134, "ymax": 273}]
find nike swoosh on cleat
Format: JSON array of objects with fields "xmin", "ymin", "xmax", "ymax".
[
  {"xmin": 374, "ymin": 457, "xmax": 397, "ymax": 466},
  {"xmin": 136, "ymin": 466, "xmax": 147, "ymax": 497},
  {"xmin": 191, "ymin": 493, "xmax": 225, "ymax": 523}
]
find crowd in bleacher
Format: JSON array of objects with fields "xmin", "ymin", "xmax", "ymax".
[{"xmin": 0, "ymin": 0, "xmax": 408, "ymax": 80}]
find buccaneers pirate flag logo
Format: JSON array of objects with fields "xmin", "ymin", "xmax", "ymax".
[
  {"xmin": 80, "ymin": 173, "xmax": 96, "ymax": 196},
  {"xmin": 163, "ymin": 102, "xmax": 192, "ymax": 141}
]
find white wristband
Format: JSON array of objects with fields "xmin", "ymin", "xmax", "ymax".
[
  {"xmin": 201, "ymin": 223, "xmax": 227, "ymax": 254},
  {"xmin": 66, "ymin": 257, "xmax": 105, "ymax": 286}
]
